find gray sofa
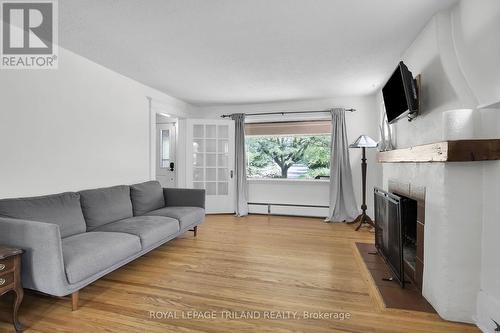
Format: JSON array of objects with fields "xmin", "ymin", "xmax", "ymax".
[{"xmin": 0, "ymin": 181, "xmax": 205, "ymax": 310}]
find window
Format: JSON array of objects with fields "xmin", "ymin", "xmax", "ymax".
[
  {"xmin": 245, "ymin": 121, "xmax": 331, "ymax": 179},
  {"xmin": 160, "ymin": 129, "xmax": 170, "ymax": 168}
]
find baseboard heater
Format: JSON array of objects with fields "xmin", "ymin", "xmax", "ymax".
[{"xmin": 248, "ymin": 202, "xmax": 328, "ymax": 215}]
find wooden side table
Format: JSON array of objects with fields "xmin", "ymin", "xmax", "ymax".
[{"xmin": 0, "ymin": 246, "xmax": 24, "ymax": 333}]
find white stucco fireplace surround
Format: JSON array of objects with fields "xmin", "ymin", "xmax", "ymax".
[
  {"xmin": 378, "ymin": 1, "xmax": 500, "ymax": 330},
  {"xmin": 382, "ymin": 163, "xmax": 482, "ymax": 322}
]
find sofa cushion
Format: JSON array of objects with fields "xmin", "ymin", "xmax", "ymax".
[
  {"xmin": 62, "ymin": 231, "xmax": 141, "ymax": 284},
  {"xmin": 144, "ymin": 207, "xmax": 205, "ymax": 230},
  {"xmin": 130, "ymin": 181, "xmax": 165, "ymax": 216},
  {"xmin": 79, "ymin": 185, "xmax": 133, "ymax": 230},
  {"xmin": 0, "ymin": 192, "xmax": 86, "ymax": 238},
  {"xmin": 95, "ymin": 215, "xmax": 179, "ymax": 249}
]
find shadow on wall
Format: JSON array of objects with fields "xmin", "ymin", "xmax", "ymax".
[
  {"xmin": 419, "ymin": 56, "xmax": 458, "ymax": 115},
  {"xmin": 452, "ymin": 0, "xmax": 500, "ymax": 103}
]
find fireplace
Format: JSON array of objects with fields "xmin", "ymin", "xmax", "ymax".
[
  {"xmin": 374, "ymin": 188, "xmax": 417, "ymax": 287},
  {"xmin": 354, "ymin": 181, "xmax": 432, "ymax": 313},
  {"xmin": 373, "ymin": 181, "xmax": 425, "ymax": 290}
]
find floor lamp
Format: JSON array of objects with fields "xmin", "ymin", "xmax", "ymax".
[{"xmin": 349, "ymin": 135, "xmax": 378, "ymax": 231}]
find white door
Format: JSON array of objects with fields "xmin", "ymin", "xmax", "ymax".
[
  {"xmin": 156, "ymin": 123, "xmax": 176, "ymax": 187},
  {"xmin": 186, "ymin": 119, "xmax": 235, "ymax": 213}
]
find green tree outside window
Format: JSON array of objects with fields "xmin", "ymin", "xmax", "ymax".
[{"xmin": 246, "ymin": 135, "xmax": 330, "ymax": 179}]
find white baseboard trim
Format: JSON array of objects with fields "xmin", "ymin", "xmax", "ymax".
[{"xmin": 476, "ymin": 290, "xmax": 500, "ymax": 333}]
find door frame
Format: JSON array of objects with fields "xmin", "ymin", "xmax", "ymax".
[{"xmin": 148, "ymin": 97, "xmax": 186, "ymax": 187}]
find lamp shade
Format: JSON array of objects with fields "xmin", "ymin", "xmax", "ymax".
[{"xmin": 349, "ymin": 135, "xmax": 378, "ymax": 148}]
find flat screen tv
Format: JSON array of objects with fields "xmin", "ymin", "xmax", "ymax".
[{"xmin": 382, "ymin": 61, "xmax": 419, "ymax": 123}]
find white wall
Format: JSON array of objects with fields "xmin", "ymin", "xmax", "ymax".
[
  {"xmin": 452, "ymin": 1, "xmax": 500, "ymax": 331},
  {"xmin": 452, "ymin": 0, "xmax": 500, "ymax": 107},
  {"xmin": 478, "ymin": 157, "xmax": 500, "ymax": 332},
  {"xmin": 247, "ymin": 179, "xmax": 329, "ymax": 217},
  {"xmin": 194, "ymin": 95, "xmax": 381, "ymax": 218},
  {"xmin": 379, "ymin": 0, "xmax": 500, "ymax": 328},
  {"xmin": 0, "ymin": 47, "xmax": 191, "ymax": 198}
]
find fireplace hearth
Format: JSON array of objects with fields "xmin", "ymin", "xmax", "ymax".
[{"xmin": 355, "ymin": 180, "xmax": 433, "ymax": 313}]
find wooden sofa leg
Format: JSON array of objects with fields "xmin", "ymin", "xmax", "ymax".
[
  {"xmin": 189, "ymin": 226, "xmax": 198, "ymax": 237},
  {"xmin": 71, "ymin": 291, "xmax": 79, "ymax": 311}
]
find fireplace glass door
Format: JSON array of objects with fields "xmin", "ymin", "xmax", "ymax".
[{"xmin": 374, "ymin": 188, "xmax": 404, "ymax": 287}]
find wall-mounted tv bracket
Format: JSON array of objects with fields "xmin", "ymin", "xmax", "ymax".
[{"xmin": 408, "ymin": 74, "xmax": 421, "ymax": 122}]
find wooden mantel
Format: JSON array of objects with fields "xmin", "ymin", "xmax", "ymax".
[{"xmin": 377, "ymin": 139, "xmax": 500, "ymax": 163}]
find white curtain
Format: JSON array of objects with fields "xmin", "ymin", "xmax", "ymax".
[
  {"xmin": 326, "ymin": 108, "xmax": 359, "ymax": 222},
  {"xmin": 231, "ymin": 114, "xmax": 249, "ymax": 216}
]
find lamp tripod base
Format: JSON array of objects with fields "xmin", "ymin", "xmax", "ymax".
[{"xmin": 351, "ymin": 213, "xmax": 375, "ymax": 231}]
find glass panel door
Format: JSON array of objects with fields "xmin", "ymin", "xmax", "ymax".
[{"xmin": 187, "ymin": 119, "xmax": 234, "ymax": 213}]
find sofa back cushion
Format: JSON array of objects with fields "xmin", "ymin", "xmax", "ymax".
[
  {"xmin": 0, "ymin": 192, "xmax": 86, "ymax": 238},
  {"xmin": 79, "ymin": 185, "xmax": 133, "ymax": 230},
  {"xmin": 130, "ymin": 181, "xmax": 165, "ymax": 216}
]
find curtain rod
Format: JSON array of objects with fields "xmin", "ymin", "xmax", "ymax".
[{"xmin": 220, "ymin": 108, "xmax": 356, "ymax": 119}]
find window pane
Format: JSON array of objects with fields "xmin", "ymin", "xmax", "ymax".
[
  {"xmin": 206, "ymin": 125, "xmax": 216, "ymax": 138},
  {"xmin": 206, "ymin": 182, "xmax": 216, "ymax": 195},
  {"xmin": 246, "ymin": 134, "xmax": 331, "ymax": 179},
  {"xmin": 206, "ymin": 168, "xmax": 216, "ymax": 181},
  {"xmin": 193, "ymin": 153, "xmax": 204, "ymax": 167},
  {"xmin": 193, "ymin": 139, "xmax": 204, "ymax": 153},
  {"xmin": 160, "ymin": 130, "xmax": 170, "ymax": 168},
  {"xmin": 218, "ymin": 154, "xmax": 227, "ymax": 168},
  {"xmin": 193, "ymin": 125, "xmax": 204, "ymax": 138},
  {"xmin": 206, "ymin": 154, "xmax": 216, "ymax": 167},
  {"xmin": 218, "ymin": 139, "xmax": 229, "ymax": 154},
  {"xmin": 218, "ymin": 125, "xmax": 229, "ymax": 138},
  {"xmin": 193, "ymin": 182, "xmax": 205, "ymax": 189},
  {"xmin": 193, "ymin": 168, "xmax": 204, "ymax": 181},
  {"xmin": 218, "ymin": 168, "xmax": 228, "ymax": 181},
  {"xmin": 206, "ymin": 139, "xmax": 216, "ymax": 152},
  {"xmin": 218, "ymin": 182, "xmax": 228, "ymax": 195}
]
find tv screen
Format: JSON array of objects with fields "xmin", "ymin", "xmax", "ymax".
[{"xmin": 382, "ymin": 62, "xmax": 418, "ymax": 123}]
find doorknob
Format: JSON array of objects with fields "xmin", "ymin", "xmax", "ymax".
[
  {"xmin": 230, "ymin": 170, "xmax": 234, "ymax": 179},
  {"xmin": 169, "ymin": 162, "xmax": 175, "ymax": 171}
]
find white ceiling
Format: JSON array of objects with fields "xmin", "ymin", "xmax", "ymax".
[{"xmin": 60, "ymin": 0, "xmax": 457, "ymax": 106}]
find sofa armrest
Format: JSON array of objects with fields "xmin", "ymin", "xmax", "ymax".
[
  {"xmin": 163, "ymin": 188, "xmax": 206, "ymax": 209},
  {"xmin": 0, "ymin": 217, "xmax": 69, "ymax": 296}
]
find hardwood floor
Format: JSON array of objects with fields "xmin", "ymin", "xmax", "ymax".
[{"xmin": 0, "ymin": 214, "xmax": 479, "ymax": 333}]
